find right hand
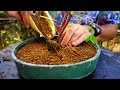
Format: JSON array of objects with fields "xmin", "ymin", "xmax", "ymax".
[
  {"xmin": 60, "ymin": 24, "xmax": 91, "ymax": 46},
  {"xmin": 7, "ymin": 11, "xmax": 30, "ymax": 28}
]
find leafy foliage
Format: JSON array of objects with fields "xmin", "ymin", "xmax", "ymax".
[{"xmin": 0, "ymin": 21, "xmax": 39, "ymax": 49}]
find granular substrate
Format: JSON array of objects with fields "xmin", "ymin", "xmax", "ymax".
[{"xmin": 16, "ymin": 39, "xmax": 97, "ymax": 65}]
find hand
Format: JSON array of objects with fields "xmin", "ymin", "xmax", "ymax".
[
  {"xmin": 60, "ymin": 24, "xmax": 91, "ymax": 46},
  {"xmin": 7, "ymin": 11, "xmax": 30, "ymax": 28}
]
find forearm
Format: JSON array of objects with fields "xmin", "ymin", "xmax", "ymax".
[
  {"xmin": 97, "ymin": 24, "xmax": 118, "ymax": 42},
  {"xmin": 83, "ymin": 24, "xmax": 118, "ymax": 42}
]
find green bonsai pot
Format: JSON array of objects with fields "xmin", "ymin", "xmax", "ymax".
[{"xmin": 12, "ymin": 37, "xmax": 101, "ymax": 79}]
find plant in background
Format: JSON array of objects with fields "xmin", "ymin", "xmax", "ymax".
[{"xmin": 0, "ymin": 21, "xmax": 39, "ymax": 49}]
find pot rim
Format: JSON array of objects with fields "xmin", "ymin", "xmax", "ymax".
[{"xmin": 12, "ymin": 37, "xmax": 101, "ymax": 68}]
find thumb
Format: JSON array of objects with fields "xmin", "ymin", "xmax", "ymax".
[
  {"xmin": 20, "ymin": 11, "xmax": 30, "ymax": 28},
  {"xmin": 7, "ymin": 11, "xmax": 22, "ymax": 21}
]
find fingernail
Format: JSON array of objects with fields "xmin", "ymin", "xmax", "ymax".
[
  {"xmin": 26, "ymin": 25, "xmax": 29, "ymax": 28},
  {"xmin": 72, "ymin": 42, "xmax": 76, "ymax": 46}
]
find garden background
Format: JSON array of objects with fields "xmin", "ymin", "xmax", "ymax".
[{"xmin": 0, "ymin": 11, "xmax": 120, "ymax": 54}]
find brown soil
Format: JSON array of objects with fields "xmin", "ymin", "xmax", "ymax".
[
  {"xmin": 16, "ymin": 38, "xmax": 97, "ymax": 65},
  {"xmin": 30, "ymin": 12, "xmax": 54, "ymax": 39}
]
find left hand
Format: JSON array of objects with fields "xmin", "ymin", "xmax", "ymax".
[
  {"xmin": 7, "ymin": 11, "xmax": 30, "ymax": 28},
  {"xmin": 60, "ymin": 24, "xmax": 91, "ymax": 46}
]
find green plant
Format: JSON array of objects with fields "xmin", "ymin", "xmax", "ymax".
[
  {"xmin": 0, "ymin": 12, "xmax": 9, "ymax": 18},
  {"xmin": 85, "ymin": 27, "xmax": 98, "ymax": 44},
  {"xmin": 0, "ymin": 21, "xmax": 39, "ymax": 49}
]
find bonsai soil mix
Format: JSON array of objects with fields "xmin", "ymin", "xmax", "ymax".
[
  {"xmin": 16, "ymin": 38, "xmax": 97, "ymax": 65},
  {"xmin": 30, "ymin": 12, "xmax": 54, "ymax": 39}
]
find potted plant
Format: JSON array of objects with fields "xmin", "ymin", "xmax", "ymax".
[{"xmin": 12, "ymin": 11, "xmax": 101, "ymax": 79}]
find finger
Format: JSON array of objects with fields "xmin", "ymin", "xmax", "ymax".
[
  {"xmin": 59, "ymin": 26, "xmax": 68, "ymax": 43},
  {"xmin": 61, "ymin": 24, "xmax": 79, "ymax": 46},
  {"xmin": 61, "ymin": 24, "xmax": 74, "ymax": 46},
  {"xmin": 60, "ymin": 23, "xmax": 73, "ymax": 41},
  {"xmin": 68, "ymin": 28, "xmax": 85, "ymax": 45},
  {"xmin": 58, "ymin": 23, "xmax": 73, "ymax": 43},
  {"xmin": 7, "ymin": 11, "xmax": 22, "ymax": 21},
  {"xmin": 20, "ymin": 11, "xmax": 30, "ymax": 28},
  {"xmin": 72, "ymin": 32, "xmax": 90, "ymax": 46}
]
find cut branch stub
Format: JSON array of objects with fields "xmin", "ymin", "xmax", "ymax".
[{"xmin": 57, "ymin": 11, "xmax": 72, "ymax": 43}]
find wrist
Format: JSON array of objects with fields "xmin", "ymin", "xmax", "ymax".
[
  {"xmin": 84, "ymin": 24, "xmax": 102, "ymax": 37},
  {"xmin": 84, "ymin": 25, "xmax": 95, "ymax": 34},
  {"xmin": 91, "ymin": 24, "xmax": 102, "ymax": 37}
]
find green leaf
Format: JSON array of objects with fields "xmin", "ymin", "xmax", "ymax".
[
  {"xmin": 89, "ymin": 28, "xmax": 93, "ymax": 33},
  {"xmin": 89, "ymin": 22, "xmax": 93, "ymax": 26},
  {"xmin": 85, "ymin": 35, "xmax": 91, "ymax": 42},
  {"xmin": 90, "ymin": 35, "xmax": 98, "ymax": 44}
]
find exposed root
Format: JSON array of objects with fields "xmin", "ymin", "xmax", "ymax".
[{"xmin": 66, "ymin": 46, "xmax": 81, "ymax": 60}]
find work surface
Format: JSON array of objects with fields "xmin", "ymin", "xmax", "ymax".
[{"xmin": 0, "ymin": 43, "xmax": 120, "ymax": 79}]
